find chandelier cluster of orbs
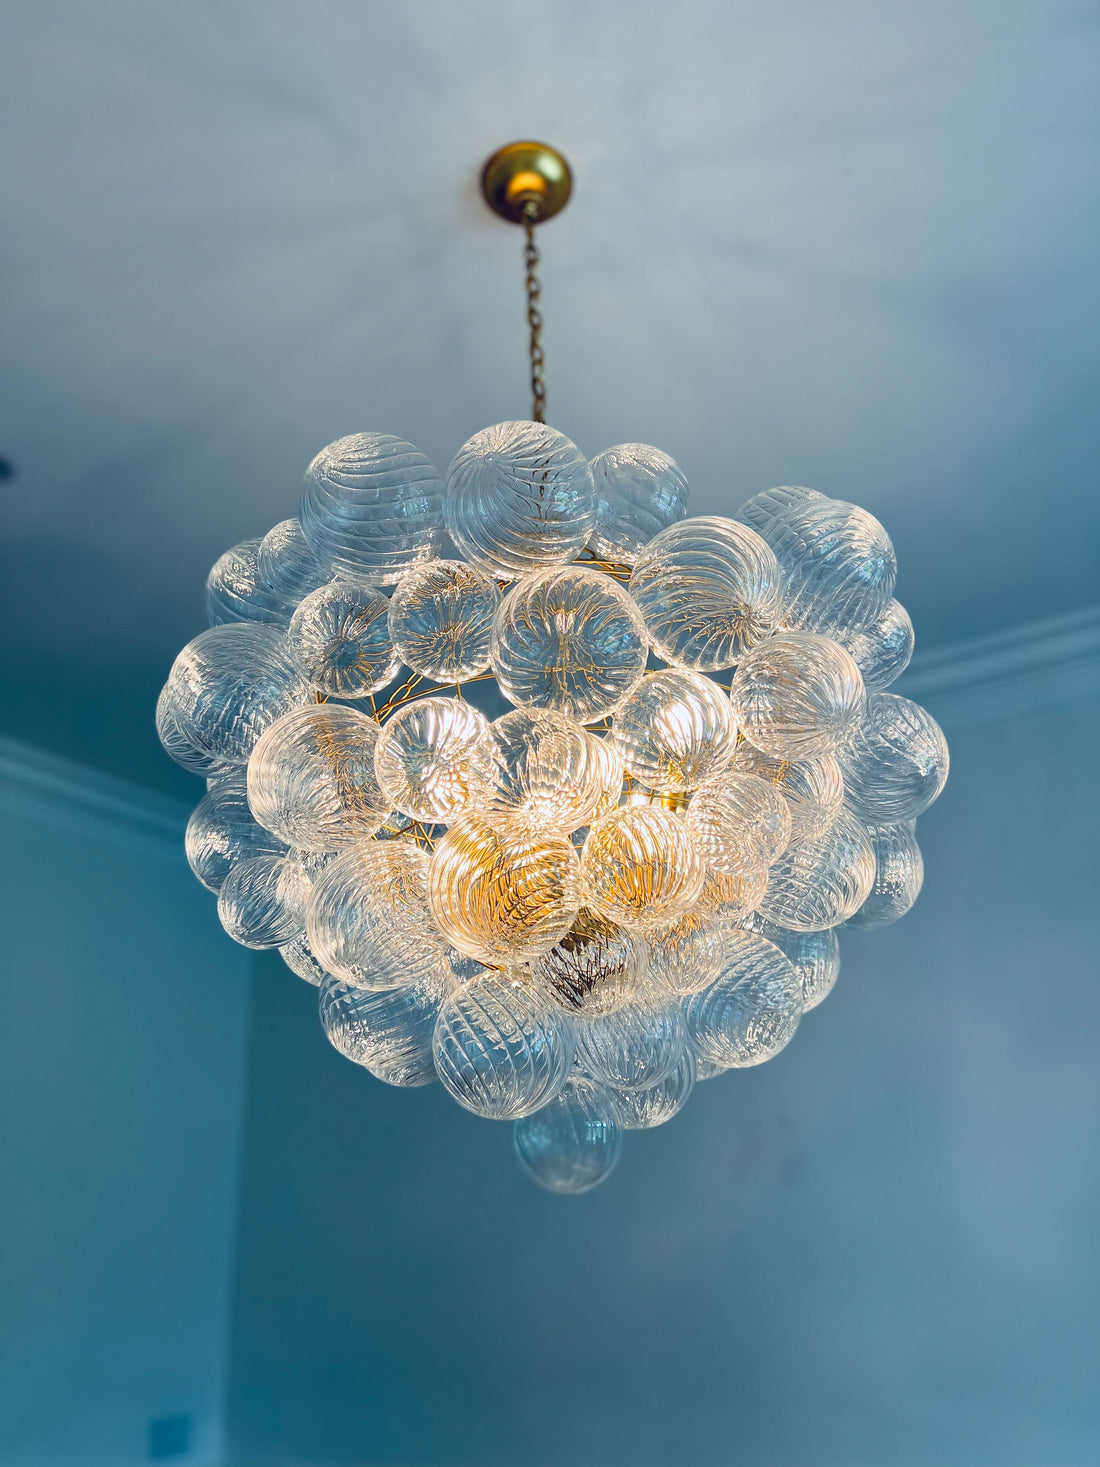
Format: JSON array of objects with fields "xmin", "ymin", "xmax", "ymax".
[{"xmin": 159, "ymin": 420, "xmax": 948, "ymax": 1193}]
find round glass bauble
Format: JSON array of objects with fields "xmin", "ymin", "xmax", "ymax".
[
  {"xmin": 585, "ymin": 733, "xmax": 625, "ymax": 819},
  {"xmin": 527, "ymin": 907, "xmax": 643, "ymax": 1017},
  {"xmin": 319, "ymin": 973, "xmax": 443, "ymax": 1087},
  {"xmin": 730, "ymin": 631, "xmax": 865, "ymax": 760},
  {"xmin": 685, "ymin": 930, "xmax": 802, "ymax": 1068},
  {"xmin": 278, "ymin": 932, "xmax": 330, "ymax": 986},
  {"xmin": 644, "ymin": 909, "xmax": 727, "ymax": 996},
  {"xmin": 217, "ymin": 853, "xmax": 311, "ymax": 949},
  {"xmin": 610, "ymin": 669, "xmax": 738, "ymax": 793},
  {"xmin": 286, "ymin": 579, "xmax": 400, "ymax": 698},
  {"xmin": 387, "ymin": 559, "xmax": 500, "ymax": 681},
  {"xmin": 741, "ymin": 914, "xmax": 840, "ymax": 1012},
  {"xmin": 846, "ymin": 822, "xmax": 924, "ymax": 929},
  {"xmin": 696, "ymin": 864, "xmax": 769, "ymax": 921},
  {"xmin": 581, "ymin": 805, "xmax": 704, "ymax": 929},
  {"xmin": 729, "ymin": 743, "xmax": 845, "ymax": 844},
  {"xmin": 186, "ymin": 783, "xmax": 287, "ymax": 891},
  {"xmin": 207, "ymin": 538, "xmax": 289, "ymax": 626},
  {"xmin": 837, "ymin": 599, "xmax": 914, "ymax": 691},
  {"xmin": 374, "ymin": 697, "xmax": 487, "ymax": 823},
  {"xmin": 763, "ymin": 498, "xmax": 896, "ymax": 636},
  {"xmin": 474, "ymin": 709, "xmax": 604, "ymax": 833},
  {"xmin": 686, "ymin": 772, "xmax": 792, "ymax": 876},
  {"xmin": 257, "ymin": 518, "xmax": 331, "ymax": 606},
  {"xmin": 609, "ymin": 1049, "xmax": 696, "ymax": 1129},
  {"xmin": 157, "ymin": 686, "xmax": 234, "ymax": 777},
  {"xmin": 735, "ymin": 485, "xmax": 825, "ymax": 535},
  {"xmin": 574, "ymin": 992, "xmax": 687, "ymax": 1090},
  {"xmin": 838, "ymin": 692, "xmax": 949, "ymax": 824},
  {"xmin": 758, "ymin": 810, "xmax": 875, "ymax": 931},
  {"xmin": 513, "ymin": 1077, "xmax": 623, "ymax": 1192},
  {"xmin": 588, "ymin": 443, "xmax": 689, "ymax": 564}
]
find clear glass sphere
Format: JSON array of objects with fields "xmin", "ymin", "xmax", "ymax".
[
  {"xmin": 217, "ymin": 853, "xmax": 312, "ymax": 949},
  {"xmin": 610, "ymin": 668, "xmax": 738, "ymax": 794},
  {"xmin": 513, "ymin": 1077, "xmax": 623, "ymax": 1192},
  {"xmin": 444, "ymin": 421, "xmax": 595, "ymax": 577},
  {"xmin": 527, "ymin": 907, "xmax": 643, "ymax": 1017},
  {"xmin": 491, "ymin": 566, "xmax": 648, "ymax": 723},
  {"xmin": 585, "ymin": 732, "xmax": 625, "ymax": 817},
  {"xmin": 837, "ymin": 599, "xmax": 914, "ymax": 692},
  {"xmin": 164, "ymin": 623, "xmax": 311, "ymax": 764},
  {"xmin": 286, "ymin": 579, "xmax": 401, "ymax": 699},
  {"xmin": 696, "ymin": 864, "xmax": 769, "ymax": 921},
  {"xmin": 156, "ymin": 685, "xmax": 234, "ymax": 777},
  {"xmin": 186, "ymin": 784, "xmax": 288, "ymax": 891},
  {"xmin": 685, "ymin": 930, "xmax": 802, "ymax": 1067},
  {"xmin": 758, "ymin": 810, "xmax": 876, "ymax": 931},
  {"xmin": 764, "ymin": 498, "xmax": 897, "ymax": 636},
  {"xmin": 730, "ymin": 631, "xmax": 866, "ymax": 760},
  {"xmin": 374, "ymin": 697, "xmax": 487, "ymax": 823},
  {"xmin": 319, "ymin": 973, "xmax": 443, "ymax": 1087},
  {"xmin": 206, "ymin": 538, "xmax": 290, "ymax": 626},
  {"xmin": 735, "ymin": 485, "xmax": 825, "ymax": 535},
  {"xmin": 685, "ymin": 771, "xmax": 792, "ymax": 876},
  {"xmin": 628, "ymin": 516, "xmax": 783, "ymax": 670},
  {"xmin": 433, "ymin": 972, "xmax": 575, "ymax": 1119},
  {"xmin": 474, "ymin": 709, "xmax": 604, "ymax": 833},
  {"xmin": 588, "ymin": 443, "xmax": 689, "ymax": 564},
  {"xmin": 278, "ymin": 932, "xmax": 330, "ymax": 986},
  {"xmin": 257, "ymin": 518, "xmax": 331, "ymax": 606},
  {"xmin": 246, "ymin": 705, "xmax": 387, "ymax": 851},
  {"xmin": 838, "ymin": 692, "xmax": 949, "ymax": 824},
  {"xmin": 427, "ymin": 817, "xmax": 583, "ymax": 966},
  {"xmin": 729, "ymin": 742, "xmax": 845, "ymax": 844},
  {"xmin": 574, "ymin": 992, "xmax": 687, "ymax": 1090},
  {"xmin": 846, "ymin": 821, "xmax": 924, "ymax": 929},
  {"xmin": 644, "ymin": 909, "xmax": 727, "ymax": 996},
  {"xmin": 609, "ymin": 1048, "xmax": 696, "ymax": 1129},
  {"xmin": 581, "ymin": 805, "xmax": 704, "ymax": 929},
  {"xmin": 387, "ymin": 559, "xmax": 500, "ymax": 681},
  {"xmin": 299, "ymin": 432, "xmax": 444, "ymax": 584},
  {"xmin": 741, "ymin": 914, "xmax": 840, "ymax": 1011}
]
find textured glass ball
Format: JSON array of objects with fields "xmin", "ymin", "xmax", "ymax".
[
  {"xmin": 588, "ymin": 443, "xmax": 689, "ymax": 564},
  {"xmin": 491, "ymin": 566, "xmax": 648, "ymax": 723},
  {"xmin": 444, "ymin": 421, "xmax": 595, "ymax": 577},
  {"xmin": 306, "ymin": 840, "xmax": 446, "ymax": 990},
  {"xmin": 609, "ymin": 1049, "xmax": 696, "ymax": 1129},
  {"xmin": 696, "ymin": 864, "xmax": 769, "ymax": 921},
  {"xmin": 729, "ymin": 743, "xmax": 845, "ymax": 844},
  {"xmin": 257, "ymin": 518, "xmax": 331, "ymax": 606},
  {"xmin": 186, "ymin": 784, "xmax": 287, "ymax": 892},
  {"xmin": 527, "ymin": 907, "xmax": 643, "ymax": 1017},
  {"xmin": 628, "ymin": 516, "xmax": 783, "ymax": 670},
  {"xmin": 286, "ymin": 580, "xmax": 401, "ymax": 699},
  {"xmin": 427, "ymin": 818, "xmax": 583, "ymax": 966},
  {"xmin": 299, "ymin": 432, "xmax": 444, "ymax": 583},
  {"xmin": 585, "ymin": 732, "xmax": 625, "ymax": 819},
  {"xmin": 581, "ymin": 806, "xmax": 704, "ymax": 930},
  {"xmin": 685, "ymin": 772, "xmax": 792, "ymax": 876},
  {"xmin": 610, "ymin": 669, "xmax": 738, "ymax": 793},
  {"xmin": 736, "ymin": 485, "xmax": 825, "ymax": 535},
  {"xmin": 207, "ymin": 538, "xmax": 290, "ymax": 626},
  {"xmin": 730, "ymin": 631, "xmax": 865, "ymax": 760},
  {"xmin": 374, "ymin": 697, "xmax": 487, "ymax": 824},
  {"xmin": 387, "ymin": 559, "xmax": 500, "ymax": 681},
  {"xmin": 474, "ymin": 709, "xmax": 604, "ymax": 834},
  {"xmin": 838, "ymin": 692, "xmax": 949, "ymax": 824},
  {"xmin": 279, "ymin": 932, "xmax": 330, "ymax": 986},
  {"xmin": 837, "ymin": 599, "xmax": 914, "ymax": 692},
  {"xmin": 246, "ymin": 705, "xmax": 387, "ymax": 851},
  {"xmin": 433, "ymin": 972, "xmax": 575, "ymax": 1119},
  {"xmin": 157, "ymin": 686, "xmax": 234, "ymax": 777},
  {"xmin": 685, "ymin": 930, "xmax": 802, "ymax": 1068},
  {"xmin": 165, "ymin": 623, "xmax": 311, "ymax": 764},
  {"xmin": 764, "ymin": 498, "xmax": 897, "ymax": 636},
  {"xmin": 514, "ymin": 1077, "xmax": 623, "ymax": 1192},
  {"xmin": 217, "ymin": 853, "xmax": 312, "ymax": 949},
  {"xmin": 319, "ymin": 973, "xmax": 443, "ymax": 1087},
  {"xmin": 846, "ymin": 822, "xmax": 924, "ymax": 929},
  {"xmin": 574, "ymin": 992, "xmax": 687, "ymax": 1090},
  {"xmin": 742, "ymin": 915, "xmax": 840, "ymax": 1011},
  {"xmin": 644, "ymin": 909, "xmax": 727, "ymax": 996},
  {"xmin": 758, "ymin": 810, "xmax": 876, "ymax": 931}
]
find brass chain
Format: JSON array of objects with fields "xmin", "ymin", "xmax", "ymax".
[{"xmin": 522, "ymin": 202, "xmax": 546, "ymax": 423}]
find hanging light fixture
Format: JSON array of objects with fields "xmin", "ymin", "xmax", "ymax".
[{"xmin": 159, "ymin": 142, "xmax": 949, "ymax": 1194}]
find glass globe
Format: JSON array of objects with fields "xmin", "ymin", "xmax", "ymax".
[
  {"xmin": 513, "ymin": 1077, "xmax": 623, "ymax": 1192},
  {"xmin": 246, "ymin": 704, "xmax": 388, "ymax": 851},
  {"xmin": 217, "ymin": 853, "xmax": 312, "ymax": 949},
  {"xmin": 644, "ymin": 909, "xmax": 727, "ymax": 996},
  {"xmin": 387, "ymin": 559, "xmax": 500, "ymax": 681},
  {"xmin": 206, "ymin": 538, "xmax": 289, "ymax": 626},
  {"xmin": 628, "ymin": 516, "xmax": 783, "ymax": 670},
  {"xmin": 427, "ymin": 817, "xmax": 583, "ymax": 966},
  {"xmin": 185, "ymin": 783, "xmax": 287, "ymax": 891},
  {"xmin": 581, "ymin": 805, "xmax": 704, "ymax": 929},
  {"xmin": 735, "ymin": 485, "xmax": 825, "ymax": 535},
  {"xmin": 319, "ymin": 973, "xmax": 443, "ymax": 1087},
  {"xmin": 588, "ymin": 443, "xmax": 689, "ymax": 564},
  {"xmin": 685, "ymin": 930, "xmax": 802, "ymax": 1067},
  {"xmin": 286, "ymin": 579, "xmax": 401, "ymax": 699},
  {"xmin": 837, "ymin": 599, "xmax": 914, "ymax": 692},
  {"xmin": 156, "ymin": 685, "xmax": 235, "ymax": 777},
  {"xmin": 838, "ymin": 692, "xmax": 949, "ymax": 824},
  {"xmin": 374, "ymin": 697, "xmax": 487, "ymax": 823},
  {"xmin": 730, "ymin": 631, "xmax": 866, "ymax": 760},
  {"xmin": 609, "ymin": 1049, "xmax": 696, "ymax": 1129},
  {"xmin": 433, "ymin": 971, "xmax": 575, "ymax": 1119},
  {"xmin": 763, "ymin": 498, "xmax": 897, "ymax": 636},
  {"xmin": 490, "ymin": 566, "xmax": 648, "ymax": 723},
  {"xmin": 695, "ymin": 864, "xmax": 769, "ymax": 921},
  {"xmin": 527, "ymin": 907, "xmax": 643, "ymax": 1017},
  {"xmin": 585, "ymin": 732, "xmax": 625, "ymax": 819},
  {"xmin": 574, "ymin": 991, "xmax": 687, "ymax": 1090},
  {"xmin": 257, "ymin": 518, "xmax": 331, "ymax": 606},
  {"xmin": 685, "ymin": 772, "xmax": 792, "ymax": 876},
  {"xmin": 299, "ymin": 432, "xmax": 444, "ymax": 583},
  {"xmin": 846, "ymin": 821, "xmax": 924, "ymax": 929},
  {"xmin": 758, "ymin": 810, "xmax": 876, "ymax": 931},
  {"xmin": 474, "ymin": 709, "xmax": 605, "ymax": 833},
  {"xmin": 278, "ymin": 932, "xmax": 330, "ymax": 986},
  {"xmin": 729, "ymin": 743, "xmax": 845, "ymax": 844},
  {"xmin": 610, "ymin": 668, "xmax": 738, "ymax": 793},
  {"xmin": 741, "ymin": 914, "xmax": 840, "ymax": 1011},
  {"xmin": 444, "ymin": 421, "xmax": 595, "ymax": 577}
]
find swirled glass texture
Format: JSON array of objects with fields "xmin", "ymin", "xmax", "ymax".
[
  {"xmin": 729, "ymin": 742, "xmax": 845, "ymax": 844},
  {"xmin": 610, "ymin": 669, "xmax": 738, "ymax": 793},
  {"xmin": 217, "ymin": 853, "xmax": 311, "ymax": 949},
  {"xmin": 735, "ymin": 485, "xmax": 824, "ymax": 535},
  {"xmin": 730, "ymin": 631, "xmax": 865, "ymax": 760},
  {"xmin": 686, "ymin": 772, "xmax": 792, "ymax": 876},
  {"xmin": 574, "ymin": 993, "xmax": 687, "ymax": 1090},
  {"xmin": 287, "ymin": 580, "xmax": 400, "ymax": 699},
  {"xmin": 696, "ymin": 864, "xmax": 769, "ymax": 921},
  {"xmin": 319, "ymin": 973, "xmax": 443, "ymax": 1087},
  {"xmin": 186, "ymin": 783, "xmax": 287, "ymax": 891},
  {"xmin": 278, "ymin": 932, "xmax": 330, "ymax": 986},
  {"xmin": 257, "ymin": 518, "xmax": 331, "ymax": 606},
  {"xmin": 207, "ymin": 538, "xmax": 290, "ymax": 626},
  {"xmin": 741, "ymin": 914, "xmax": 840, "ymax": 1011},
  {"xmin": 581, "ymin": 806, "xmax": 704, "ymax": 929},
  {"xmin": 374, "ymin": 697, "xmax": 487, "ymax": 823},
  {"xmin": 629, "ymin": 516, "xmax": 783, "ymax": 670},
  {"xmin": 585, "ymin": 733, "xmax": 625, "ymax": 819},
  {"xmin": 837, "ymin": 599, "xmax": 914, "ymax": 691},
  {"xmin": 644, "ymin": 909, "xmax": 727, "ymax": 996},
  {"xmin": 388, "ymin": 559, "xmax": 500, "ymax": 681},
  {"xmin": 156, "ymin": 686, "xmax": 234, "ymax": 777},
  {"xmin": 491, "ymin": 566, "xmax": 648, "ymax": 723},
  {"xmin": 758, "ymin": 811, "xmax": 875, "ymax": 931},
  {"xmin": 527, "ymin": 907, "xmax": 643, "ymax": 1017},
  {"xmin": 685, "ymin": 931, "xmax": 802, "ymax": 1067},
  {"xmin": 763, "ymin": 498, "xmax": 897, "ymax": 635},
  {"xmin": 588, "ymin": 443, "xmax": 689, "ymax": 564},
  {"xmin": 513, "ymin": 1077, "xmax": 623, "ymax": 1192},
  {"xmin": 838, "ymin": 692, "xmax": 949, "ymax": 824},
  {"xmin": 609, "ymin": 1049, "xmax": 696, "ymax": 1129},
  {"xmin": 846, "ymin": 822, "xmax": 924, "ymax": 929},
  {"xmin": 474, "ymin": 709, "xmax": 604, "ymax": 833},
  {"xmin": 444, "ymin": 421, "xmax": 595, "ymax": 577}
]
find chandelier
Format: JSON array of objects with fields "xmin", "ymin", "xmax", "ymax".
[{"xmin": 159, "ymin": 142, "xmax": 949, "ymax": 1194}]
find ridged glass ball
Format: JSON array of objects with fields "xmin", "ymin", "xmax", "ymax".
[
  {"xmin": 156, "ymin": 686, "xmax": 234, "ymax": 777},
  {"xmin": 165, "ymin": 623, "xmax": 311, "ymax": 764},
  {"xmin": 306, "ymin": 840, "xmax": 445, "ymax": 990},
  {"xmin": 696, "ymin": 864, "xmax": 769, "ymax": 921},
  {"xmin": 629, "ymin": 516, "xmax": 783, "ymax": 670},
  {"xmin": 207, "ymin": 538, "xmax": 290, "ymax": 626},
  {"xmin": 685, "ymin": 930, "xmax": 802, "ymax": 1068},
  {"xmin": 427, "ymin": 818, "xmax": 583, "ymax": 966},
  {"xmin": 374, "ymin": 697, "xmax": 487, "ymax": 823},
  {"xmin": 527, "ymin": 908, "xmax": 643, "ymax": 1017},
  {"xmin": 433, "ymin": 972, "xmax": 575, "ymax": 1120},
  {"xmin": 609, "ymin": 1049, "xmax": 696, "ymax": 1129},
  {"xmin": 730, "ymin": 631, "xmax": 865, "ymax": 760},
  {"xmin": 686, "ymin": 772, "xmax": 792, "ymax": 876},
  {"xmin": 217, "ymin": 853, "xmax": 312, "ymax": 949},
  {"xmin": 729, "ymin": 743, "xmax": 845, "ymax": 844},
  {"xmin": 644, "ymin": 909, "xmax": 727, "ymax": 996},
  {"xmin": 736, "ymin": 485, "xmax": 825, "ymax": 535},
  {"xmin": 185, "ymin": 784, "xmax": 287, "ymax": 891},
  {"xmin": 837, "ymin": 599, "xmax": 914, "ymax": 691},
  {"xmin": 474, "ymin": 709, "xmax": 604, "ymax": 833},
  {"xmin": 588, "ymin": 443, "xmax": 689, "ymax": 564},
  {"xmin": 581, "ymin": 806, "xmax": 704, "ymax": 929},
  {"xmin": 444, "ymin": 421, "xmax": 595, "ymax": 577},
  {"xmin": 764, "ymin": 498, "xmax": 896, "ymax": 636},
  {"xmin": 246, "ymin": 705, "xmax": 387, "ymax": 851},
  {"xmin": 299, "ymin": 432, "xmax": 444, "ymax": 583},
  {"xmin": 286, "ymin": 580, "xmax": 401, "ymax": 699},
  {"xmin": 257, "ymin": 518, "xmax": 331, "ymax": 606},
  {"xmin": 387, "ymin": 560, "xmax": 500, "ymax": 681},
  {"xmin": 758, "ymin": 810, "xmax": 876, "ymax": 931},
  {"xmin": 491, "ymin": 566, "xmax": 648, "ymax": 723},
  {"xmin": 278, "ymin": 932, "xmax": 330, "ymax": 986},
  {"xmin": 513, "ymin": 1077, "xmax": 623, "ymax": 1192},
  {"xmin": 838, "ymin": 693, "xmax": 949, "ymax": 824},
  {"xmin": 585, "ymin": 732, "xmax": 625, "ymax": 818},
  {"xmin": 610, "ymin": 669, "xmax": 738, "ymax": 793},
  {"xmin": 319, "ymin": 973, "xmax": 443, "ymax": 1087},
  {"xmin": 846, "ymin": 822, "xmax": 924, "ymax": 929},
  {"xmin": 574, "ymin": 992, "xmax": 687, "ymax": 1090},
  {"xmin": 742, "ymin": 916, "xmax": 840, "ymax": 1012}
]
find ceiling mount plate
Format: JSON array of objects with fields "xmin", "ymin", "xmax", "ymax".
[{"xmin": 480, "ymin": 141, "xmax": 572, "ymax": 224}]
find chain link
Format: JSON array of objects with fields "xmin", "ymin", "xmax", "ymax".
[{"xmin": 522, "ymin": 202, "xmax": 546, "ymax": 423}]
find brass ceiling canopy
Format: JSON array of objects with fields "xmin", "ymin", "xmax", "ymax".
[{"xmin": 480, "ymin": 141, "xmax": 573, "ymax": 224}]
